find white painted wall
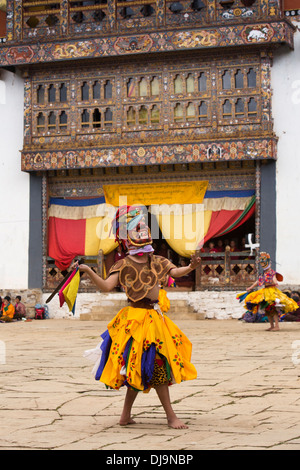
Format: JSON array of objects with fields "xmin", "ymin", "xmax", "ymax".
[
  {"xmin": 0, "ymin": 69, "xmax": 28, "ymax": 288},
  {"xmin": 272, "ymin": 22, "xmax": 300, "ymax": 284}
]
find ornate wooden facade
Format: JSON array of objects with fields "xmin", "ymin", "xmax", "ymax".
[
  {"xmin": 20, "ymin": 50, "xmax": 276, "ymax": 172},
  {"xmin": 0, "ymin": 0, "xmax": 296, "ymax": 290}
]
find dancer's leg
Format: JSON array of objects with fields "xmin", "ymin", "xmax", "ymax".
[
  {"xmin": 119, "ymin": 388, "xmax": 138, "ymax": 425},
  {"xmin": 155, "ymin": 384, "xmax": 188, "ymax": 429},
  {"xmin": 272, "ymin": 313, "xmax": 280, "ymax": 331}
]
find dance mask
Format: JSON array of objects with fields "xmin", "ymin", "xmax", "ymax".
[
  {"xmin": 112, "ymin": 205, "xmax": 153, "ymax": 252},
  {"xmin": 259, "ymin": 252, "xmax": 271, "ymax": 270}
]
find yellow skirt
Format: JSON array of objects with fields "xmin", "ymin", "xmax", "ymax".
[
  {"xmin": 242, "ymin": 287, "xmax": 298, "ymax": 314},
  {"xmin": 96, "ymin": 304, "xmax": 197, "ymax": 393}
]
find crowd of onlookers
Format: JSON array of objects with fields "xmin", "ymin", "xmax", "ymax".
[
  {"xmin": 200, "ymin": 237, "xmax": 251, "ymax": 255},
  {"xmin": 0, "ymin": 295, "xmax": 27, "ymax": 323}
]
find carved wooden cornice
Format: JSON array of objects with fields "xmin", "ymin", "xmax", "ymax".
[
  {"xmin": 21, "ymin": 135, "xmax": 277, "ymax": 172},
  {"xmin": 0, "ymin": 20, "xmax": 295, "ymax": 68}
]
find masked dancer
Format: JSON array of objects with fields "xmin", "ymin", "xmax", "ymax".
[
  {"xmin": 238, "ymin": 252, "xmax": 298, "ymax": 331},
  {"xmin": 77, "ymin": 205, "xmax": 200, "ymax": 428}
]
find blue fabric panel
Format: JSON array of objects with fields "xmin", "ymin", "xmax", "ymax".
[{"xmin": 49, "ymin": 197, "xmax": 105, "ymax": 207}]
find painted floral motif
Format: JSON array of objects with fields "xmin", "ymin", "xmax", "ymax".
[
  {"xmin": 111, "ymin": 342, "xmax": 120, "ymax": 356},
  {"xmin": 172, "ymin": 334, "xmax": 183, "ymax": 347},
  {"xmin": 173, "ymin": 354, "xmax": 184, "ymax": 369},
  {"xmin": 155, "ymin": 338, "xmax": 163, "ymax": 351}
]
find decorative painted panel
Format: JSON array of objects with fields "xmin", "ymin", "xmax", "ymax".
[
  {"xmin": 0, "ymin": 20, "xmax": 294, "ymax": 67},
  {"xmin": 22, "ymin": 136, "xmax": 276, "ymax": 172}
]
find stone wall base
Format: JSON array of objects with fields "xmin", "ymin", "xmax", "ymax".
[
  {"xmin": 2, "ymin": 286, "xmax": 298, "ymax": 321},
  {"xmin": 41, "ymin": 290, "xmax": 245, "ymax": 320}
]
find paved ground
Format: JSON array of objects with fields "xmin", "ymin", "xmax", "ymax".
[{"xmin": 0, "ymin": 317, "xmax": 300, "ymax": 450}]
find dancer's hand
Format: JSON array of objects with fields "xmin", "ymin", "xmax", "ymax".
[
  {"xmin": 189, "ymin": 254, "xmax": 201, "ymax": 270},
  {"xmin": 70, "ymin": 260, "xmax": 90, "ymax": 273}
]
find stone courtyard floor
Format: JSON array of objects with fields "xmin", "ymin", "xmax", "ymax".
[{"xmin": 0, "ymin": 317, "xmax": 300, "ymax": 450}]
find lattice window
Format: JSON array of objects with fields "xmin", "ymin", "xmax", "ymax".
[
  {"xmin": 223, "ymin": 99, "xmax": 232, "ymax": 118},
  {"xmin": 174, "ymin": 75, "xmax": 183, "ymax": 94},
  {"xmin": 48, "ymin": 111, "xmax": 56, "ymax": 132},
  {"xmin": 139, "ymin": 78, "xmax": 148, "ymax": 97},
  {"xmin": 127, "ymin": 78, "xmax": 135, "ymax": 98},
  {"xmin": 104, "ymin": 80, "xmax": 113, "ymax": 99},
  {"xmin": 150, "ymin": 105, "xmax": 160, "ymax": 124},
  {"xmin": 247, "ymin": 97, "xmax": 257, "ymax": 118},
  {"xmin": 247, "ymin": 68, "xmax": 257, "ymax": 88},
  {"xmin": 186, "ymin": 74, "xmax": 195, "ymax": 94},
  {"xmin": 60, "ymin": 83, "xmax": 68, "ymax": 102},
  {"xmin": 150, "ymin": 77, "xmax": 160, "ymax": 96},
  {"xmin": 138, "ymin": 105, "xmax": 148, "ymax": 125},
  {"xmin": 37, "ymin": 112, "xmax": 45, "ymax": 133},
  {"xmin": 104, "ymin": 108, "xmax": 113, "ymax": 127},
  {"xmin": 174, "ymin": 103, "xmax": 184, "ymax": 122},
  {"xmin": 93, "ymin": 108, "xmax": 101, "ymax": 128},
  {"xmin": 81, "ymin": 82, "xmax": 89, "ymax": 101},
  {"xmin": 81, "ymin": 109, "xmax": 90, "ymax": 128},
  {"xmin": 59, "ymin": 111, "xmax": 68, "ymax": 131},
  {"xmin": 235, "ymin": 98, "xmax": 244, "ymax": 118},
  {"xmin": 37, "ymin": 85, "xmax": 45, "ymax": 104},
  {"xmin": 186, "ymin": 102, "xmax": 196, "ymax": 121},
  {"xmin": 127, "ymin": 106, "xmax": 136, "ymax": 126},
  {"xmin": 199, "ymin": 101, "xmax": 208, "ymax": 120},
  {"xmin": 198, "ymin": 72, "xmax": 207, "ymax": 92},
  {"xmin": 93, "ymin": 81, "xmax": 101, "ymax": 100},
  {"xmin": 234, "ymin": 69, "xmax": 244, "ymax": 89},
  {"xmin": 48, "ymin": 84, "xmax": 56, "ymax": 103},
  {"xmin": 222, "ymin": 70, "xmax": 231, "ymax": 90}
]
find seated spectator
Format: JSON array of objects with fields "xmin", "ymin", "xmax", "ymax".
[
  {"xmin": 216, "ymin": 239, "xmax": 224, "ymax": 253},
  {"xmin": 229, "ymin": 240, "xmax": 237, "ymax": 252},
  {"xmin": 240, "ymin": 237, "xmax": 247, "ymax": 251},
  {"xmin": 14, "ymin": 296, "xmax": 26, "ymax": 320},
  {"xmin": 229, "ymin": 240, "xmax": 239, "ymax": 260},
  {"xmin": 0, "ymin": 296, "xmax": 15, "ymax": 323},
  {"xmin": 208, "ymin": 241, "xmax": 217, "ymax": 254}
]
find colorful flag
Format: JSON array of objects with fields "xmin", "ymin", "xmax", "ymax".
[{"xmin": 59, "ymin": 267, "xmax": 80, "ymax": 315}]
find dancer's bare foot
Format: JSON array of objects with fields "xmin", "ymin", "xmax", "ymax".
[
  {"xmin": 271, "ymin": 327, "xmax": 280, "ymax": 332},
  {"xmin": 119, "ymin": 417, "xmax": 136, "ymax": 426},
  {"xmin": 168, "ymin": 417, "xmax": 188, "ymax": 429}
]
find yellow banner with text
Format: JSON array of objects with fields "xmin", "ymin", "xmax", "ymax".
[{"xmin": 103, "ymin": 181, "xmax": 209, "ymax": 207}]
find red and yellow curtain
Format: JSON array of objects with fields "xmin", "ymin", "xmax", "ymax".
[
  {"xmin": 150, "ymin": 190, "xmax": 255, "ymax": 257},
  {"xmin": 48, "ymin": 197, "xmax": 117, "ymax": 270},
  {"xmin": 48, "ymin": 185, "xmax": 255, "ymax": 269}
]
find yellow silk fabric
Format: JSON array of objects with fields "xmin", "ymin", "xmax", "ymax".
[
  {"xmin": 99, "ymin": 305, "xmax": 197, "ymax": 392},
  {"xmin": 85, "ymin": 216, "xmax": 118, "ymax": 256},
  {"xmin": 154, "ymin": 209, "xmax": 212, "ymax": 257},
  {"xmin": 244, "ymin": 287, "xmax": 298, "ymax": 314}
]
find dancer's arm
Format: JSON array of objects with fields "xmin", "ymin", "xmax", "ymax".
[
  {"xmin": 76, "ymin": 264, "xmax": 119, "ymax": 292},
  {"xmin": 247, "ymin": 280, "xmax": 258, "ymax": 292},
  {"xmin": 169, "ymin": 254, "xmax": 201, "ymax": 278}
]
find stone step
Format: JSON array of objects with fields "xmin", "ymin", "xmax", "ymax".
[{"xmin": 79, "ymin": 299, "xmax": 205, "ymax": 321}]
